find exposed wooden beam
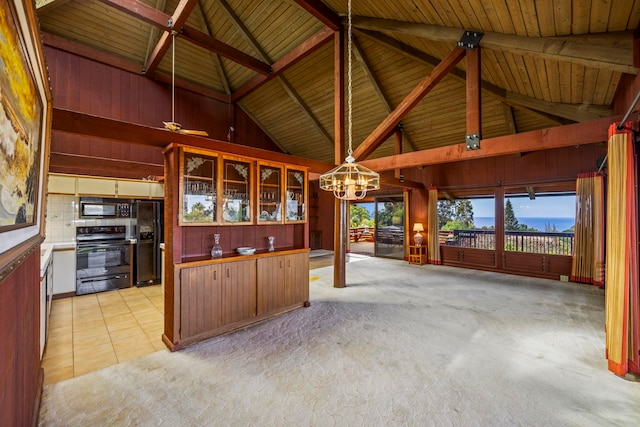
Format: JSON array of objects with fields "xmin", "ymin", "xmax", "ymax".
[
  {"xmin": 42, "ymin": 32, "xmax": 229, "ymax": 102},
  {"xmin": 196, "ymin": 0, "xmax": 230, "ymax": 95},
  {"xmin": 441, "ymin": 191, "xmax": 454, "ymax": 201},
  {"xmin": 353, "ymin": 47, "xmax": 466, "ymax": 161},
  {"xmin": 352, "ymin": 36, "xmax": 418, "ymax": 152},
  {"xmin": 219, "ymin": 0, "xmax": 332, "ymax": 150},
  {"xmin": 352, "ymin": 16, "xmax": 637, "ymax": 75},
  {"xmin": 379, "ymin": 173, "xmax": 424, "ymax": 190},
  {"xmin": 180, "ymin": 27, "xmax": 272, "ymax": 75},
  {"xmin": 526, "ymin": 186, "xmax": 536, "ymax": 200},
  {"xmin": 466, "ymin": 47, "xmax": 481, "ymax": 139},
  {"xmin": 503, "ymin": 104, "xmax": 517, "ymax": 134},
  {"xmin": 356, "ymin": 28, "xmax": 610, "ymax": 123},
  {"xmin": 293, "ymin": 0, "xmax": 342, "ymax": 31},
  {"xmin": 232, "ymin": 27, "xmax": 334, "ymax": 102},
  {"xmin": 36, "ymin": 0, "xmax": 72, "ymax": 13},
  {"xmin": 360, "ymin": 115, "xmax": 620, "ymax": 172},
  {"xmin": 51, "ymin": 108, "xmax": 334, "ymax": 174},
  {"xmin": 97, "ymin": 0, "xmax": 271, "ymax": 76}
]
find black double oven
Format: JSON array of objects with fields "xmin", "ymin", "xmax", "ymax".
[{"xmin": 76, "ymin": 226, "xmax": 131, "ymax": 296}]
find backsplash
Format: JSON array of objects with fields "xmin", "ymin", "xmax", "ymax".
[{"xmin": 44, "ymin": 195, "xmax": 135, "ymax": 243}]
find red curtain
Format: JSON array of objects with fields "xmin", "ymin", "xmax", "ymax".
[{"xmin": 427, "ymin": 187, "xmax": 442, "ymax": 265}]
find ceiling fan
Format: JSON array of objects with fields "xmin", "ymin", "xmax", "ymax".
[{"xmin": 163, "ymin": 31, "xmax": 209, "ymax": 137}]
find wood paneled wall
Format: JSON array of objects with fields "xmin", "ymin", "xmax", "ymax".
[
  {"xmin": 44, "ymin": 47, "xmax": 281, "ymax": 179},
  {"xmin": 423, "ymin": 143, "xmax": 606, "ymax": 190},
  {"xmin": 0, "ymin": 250, "xmax": 42, "ymax": 426}
]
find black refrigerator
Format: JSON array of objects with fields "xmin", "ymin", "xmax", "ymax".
[{"xmin": 135, "ymin": 200, "xmax": 163, "ymax": 286}]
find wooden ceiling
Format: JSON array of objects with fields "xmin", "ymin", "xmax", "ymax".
[{"xmin": 36, "ymin": 0, "xmax": 639, "ymax": 165}]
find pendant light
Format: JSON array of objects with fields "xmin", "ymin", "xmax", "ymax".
[{"xmin": 319, "ymin": 0, "xmax": 379, "ymax": 200}]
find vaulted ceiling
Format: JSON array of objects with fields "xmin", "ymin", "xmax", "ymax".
[{"xmin": 36, "ymin": 0, "xmax": 639, "ymax": 165}]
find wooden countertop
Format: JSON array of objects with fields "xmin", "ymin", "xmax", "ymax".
[{"xmin": 178, "ymin": 247, "xmax": 309, "ymax": 267}]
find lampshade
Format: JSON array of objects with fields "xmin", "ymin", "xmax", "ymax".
[
  {"xmin": 319, "ymin": 155, "xmax": 380, "ymax": 200},
  {"xmin": 413, "ymin": 223, "xmax": 424, "ymax": 246}
]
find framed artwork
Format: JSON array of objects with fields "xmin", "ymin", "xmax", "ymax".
[{"xmin": 0, "ymin": 0, "xmax": 51, "ymax": 275}]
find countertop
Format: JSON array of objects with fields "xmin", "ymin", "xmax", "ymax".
[{"xmin": 41, "ymin": 241, "xmax": 76, "ymax": 277}]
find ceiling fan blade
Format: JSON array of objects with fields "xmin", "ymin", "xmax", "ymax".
[{"xmin": 179, "ymin": 129, "xmax": 209, "ymax": 136}]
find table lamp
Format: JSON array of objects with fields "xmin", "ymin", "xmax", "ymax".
[{"xmin": 413, "ymin": 223, "xmax": 424, "ymax": 246}]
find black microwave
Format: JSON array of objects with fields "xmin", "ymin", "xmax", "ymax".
[{"xmin": 79, "ymin": 198, "xmax": 131, "ymax": 219}]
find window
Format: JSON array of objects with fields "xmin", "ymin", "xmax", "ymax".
[
  {"xmin": 504, "ymin": 193, "xmax": 575, "ymax": 255},
  {"xmin": 437, "ymin": 196, "xmax": 495, "ymax": 249}
]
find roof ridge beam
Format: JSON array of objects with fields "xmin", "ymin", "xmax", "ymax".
[{"xmin": 352, "ymin": 16, "xmax": 637, "ymax": 75}]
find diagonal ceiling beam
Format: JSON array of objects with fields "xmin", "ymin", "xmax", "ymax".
[
  {"xmin": 232, "ymin": 26, "xmax": 334, "ymax": 102},
  {"xmin": 42, "ymin": 32, "xmax": 229, "ymax": 102},
  {"xmin": 293, "ymin": 0, "xmax": 342, "ymax": 31},
  {"xmin": 352, "ymin": 16, "xmax": 637, "ymax": 75},
  {"xmin": 353, "ymin": 47, "xmax": 466, "ymax": 161},
  {"xmin": 356, "ymin": 28, "xmax": 604, "ymax": 124},
  {"xmin": 352, "ymin": 36, "xmax": 418, "ymax": 153},
  {"xmin": 219, "ymin": 0, "xmax": 333, "ymax": 150},
  {"xmin": 97, "ymin": 0, "xmax": 271, "ymax": 76},
  {"xmin": 360, "ymin": 115, "xmax": 619, "ymax": 172},
  {"xmin": 195, "ymin": 0, "xmax": 230, "ymax": 95}
]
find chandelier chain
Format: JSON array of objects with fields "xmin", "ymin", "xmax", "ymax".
[{"xmin": 347, "ymin": 0, "xmax": 353, "ymax": 158}]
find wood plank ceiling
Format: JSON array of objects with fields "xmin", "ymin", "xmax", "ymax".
[{"xmin": 36, "ymin": 0, "xmax": 639, "ymax": 164}]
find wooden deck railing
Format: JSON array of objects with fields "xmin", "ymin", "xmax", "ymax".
[{"xmin": 439, "ymin": 229, "xmax": 574, "ymax": 256}]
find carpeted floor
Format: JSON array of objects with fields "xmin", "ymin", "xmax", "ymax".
[{"xmin": 38, "ymin": 258, "xmax": 640, "ymax": 426}]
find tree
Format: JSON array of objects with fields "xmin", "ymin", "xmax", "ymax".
[
  {"xmin": 504, "ymin": 199, "xmax": 520, "ymax": 231},
  {"xmin": 350, "ymin": 205, "xmax": 370, "ymax": 228},
  {"xmin": 437, "ymin": 199, "xmax": 475, "ymax": 229}
]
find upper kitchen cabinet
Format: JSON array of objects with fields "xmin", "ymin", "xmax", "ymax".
[
  {"xmin": 77, "ymin": 177, "xmax": 116, "ymax": 196},
  {"xmin": 285, "ymin": 167, "xmax": 307, "ymax": 223},
  {"xmin": 258, "ymin": 162, "xmax": 283, "ymax": 224},
  {"xmin": 180, "ymin": 148, "xmax": 218, "ymax": 225},
  {"xmin": 221, "ymin": 156, "xmax": 252, "ymax": 225}
]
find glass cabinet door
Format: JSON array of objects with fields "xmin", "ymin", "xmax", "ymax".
[
  {"xmin": 285, "ymin": 167, "xmax": 306, "ymax": 223},
  {"xmin": 180, "ymin": 149, "xmax": 217, "ymax": 225},
  {"xmin": 222, "ymin": 156, "xmax": 252, "ymax": 224},
  {"xmin": 258, "ymin": 162, "xmax": 283, "ymax": 224}
]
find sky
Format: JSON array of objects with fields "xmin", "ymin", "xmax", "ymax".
[{"xmin": 471, "ymin": 195, "xmax": 576, "ymax": 218}]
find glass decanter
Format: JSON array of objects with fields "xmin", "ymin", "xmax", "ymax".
[
  {"xmin": 211, "ymin": 233, "xmax": 223, "ymax": 258},
  {"xmin": 267, "ymin": 235, "xmax": 275, "ymax": 252}
]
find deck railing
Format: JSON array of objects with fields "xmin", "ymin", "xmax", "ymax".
[{"xmin": 440, "ymin": 229, "xmax": 575, "ymax": 256}]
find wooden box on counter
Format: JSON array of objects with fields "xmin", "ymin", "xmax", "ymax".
[{"xmin": 162, "ymin": 144, "xmax": 310, "ymax": 351}]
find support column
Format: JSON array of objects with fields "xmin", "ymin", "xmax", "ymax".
[{"xmin": 333, "ymin": 28, "xmax": 346, "ymax": 288}]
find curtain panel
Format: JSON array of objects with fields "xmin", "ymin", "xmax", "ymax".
[
  {"xmin": 427, "ymin": 187, "xmax": 441, "ymax": 265},
  {"xmin": 570, "ymin": 173, "xmax": 605, "ymax": 286},
  {"xmin": 604, "ymin": 122, "xmax": 639, "ymax": 376}
]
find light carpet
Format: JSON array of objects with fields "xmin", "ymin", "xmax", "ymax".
[{"xmin": 39, "ymin": 258, "xmax": 640, "ymax": 426}]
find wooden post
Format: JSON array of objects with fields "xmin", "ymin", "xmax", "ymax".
[{"xmin": 333, "ymin": 29, "xmax": 346, "ymax": 288}]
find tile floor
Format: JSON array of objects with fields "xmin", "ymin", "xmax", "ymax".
[{"xmin": 41, "ymin": 285, "xmax": 166, "ymax": 385}]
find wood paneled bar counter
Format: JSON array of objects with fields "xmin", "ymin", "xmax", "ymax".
[{"xmin": 162, "ymin": 144, "xmax": 311, "ymax": 351}]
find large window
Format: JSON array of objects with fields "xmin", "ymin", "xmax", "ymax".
[
  {"xmin": 504, "ymin": 193, "xmax": 575, "ymax": 255},
  {"xmin": 437, "ymin": 196, "xmax": 495, "ymax": 249}
]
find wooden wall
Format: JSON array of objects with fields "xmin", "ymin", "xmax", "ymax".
[
  {"xmin": 43, "ymin": 47, "xmax": 281, "ymax": 179},
  {"xmin": 0, "ymin": 250, "xmax": 42, "ymax": 426},
  {"xmin": 423, "ymin": 143, "xmax": 606, "ymax": 190}
]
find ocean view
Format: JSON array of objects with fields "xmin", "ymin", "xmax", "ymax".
[{"xmin": 474, "ymin": 217, "xmax": 575, "ymax": 232}]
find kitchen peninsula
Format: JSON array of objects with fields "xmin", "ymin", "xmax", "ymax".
[{"xmin": 162, "ymin": 144, "xmax": 310, "ymax": 350}]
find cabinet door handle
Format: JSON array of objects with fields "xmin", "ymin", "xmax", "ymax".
[
  {"xmin": 226, "ymin": 268, "xmax": 230, "ymax": 278},
  {"xmin": 288, "ymin": 259, "xmax": 291, "ymax": 268},
  {"xmin": 279, "ymin": 260, "xmax": 283, "ymax": 268},
  {"xmin": 214, "ymin": 270, "xmax": 217, "ymax": 280}
]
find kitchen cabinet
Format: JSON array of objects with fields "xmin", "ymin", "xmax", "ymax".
[
  {"xmin": 77, "ymin": 177, "xmax": 116, "ymax": 196},
  {"xmin": 256, "ymin": 251, "xmax": 309, "ymax": 315},
  {"xmin": 117, "ymin": 180, "xmax": 151, "ymax": 198},
  {"xmin": 221, "ymin": 156, "xmax": 252, "ymax": 224},
  {"xmin": 284, "ymin": 166, "xmax": 307, "ymax": 223},
  {"xmin": 52, "ymin": 249, "xmax": 76, "ymax": 296},
  {"xmin": 258, "ymin": 162, "xmax": 283, "ymax": 224},
  {"xmin": 180, "ymin": 149, "xmax": 218, "ymax": 225},
  {"xmin": 177, "ymin": 147, "xmax": 306, "ymax": 227},
  {"xmin": 174, "ymin": 249, "xmax": 308, "ymax": 347},
  {"xmin": 48, "ymin": 174, "xmax": 76, "ymax": 194},
  {"xmin": 180, "ymin": 264, "xmax": 223, "ymax": 338}
]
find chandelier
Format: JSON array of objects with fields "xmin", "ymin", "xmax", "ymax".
[{"xmin": 319, "ymin": 0, "xmax": 379, "ymax": 200}]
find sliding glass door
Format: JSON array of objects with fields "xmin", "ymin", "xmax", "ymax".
[{"xmin": 374, "ymin": 195, "xmax": 405, "ymax": 259}]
